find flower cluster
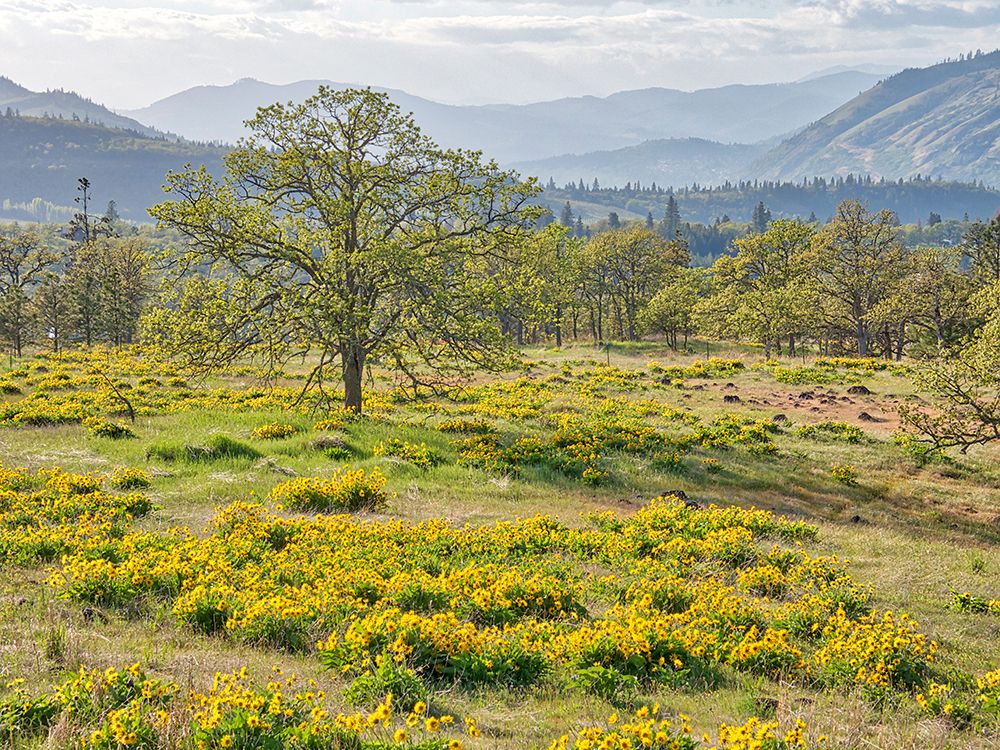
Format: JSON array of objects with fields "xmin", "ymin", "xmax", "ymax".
[
  {"xmin": 374, "ymin": 439, "xmax": 444, "ymax": 469},
  {"xmin": 269, "ymin": 469, "xmax": 388, "ymax": 513},
  {"xmin": 250, "ymin": 423, "xmax": 298, "ymax": 440},
  {"xmin": 546, "ymin": 709, "xmax": 827, "ymax": 750},
  {"xmin": 0, "ymin": 665, "xmax": 469, "ymax": 749}
]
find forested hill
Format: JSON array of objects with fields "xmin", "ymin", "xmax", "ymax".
[
  {"xmin": 0, "ymin": 76, "xmax": 158, "ymax": 136},
  {"xmin": 541, "ymin": 176, "xmax": 1000, "ymax": 226},
  {"xmin": 756, "ymin": 50, "xmax": 1000, "ymax": 184},
  {"xmin": 0, "ymin": 114, "xmax": 226, "ymax": 221}
]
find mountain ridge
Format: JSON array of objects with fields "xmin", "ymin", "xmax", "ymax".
[
  {"xmin": 123, "ymin": 71, "xmax": 884, "ymax": 162},
  {"xmin": 0, "ymin": 78, "xmax": 161, "ymax": 137},
  {"xmin": 755, "ymin": 51, "xmax": 1000, "ymax": 184}
]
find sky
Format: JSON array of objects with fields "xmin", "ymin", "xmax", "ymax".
[{"xmin": 3, "ymin": 0, "xmax": 1000, "ymax": 109}]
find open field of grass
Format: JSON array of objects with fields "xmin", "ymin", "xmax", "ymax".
[{"xmin": 1, "ymin": 343, "xmax": 999, "ymax": 749}]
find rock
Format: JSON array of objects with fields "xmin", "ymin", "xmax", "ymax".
[
  {"xmin": 83, "ymin": 606, "xmax": 108, "ymax": 623},
  {"xmin": 724, "ymin": 382, "xmax": 737, "ymax": 390},
  {"xmin": 847, "ymin": 385, "xmax": 872, "ymax": 395},
  {"xmin": 723, "ymin": 394, "xmax": 742, "ymax": 404},
  {"xmin": 799, "ymin": 391, "xmax": 815, "ymax": 400},
  {"xmin": 858, "ymin": 412, "xmax": 881, "ymax": 422},
  {"xmin": 850, "ymin": 514, "xmax": 863, "ymax": 524},
  {"xmin": 772, "ymin": 414, "xmax": 788, "ymax": 423},
  {"xmin": 255, "ymin": 457, "xmax": 297, "ymax": 476}
]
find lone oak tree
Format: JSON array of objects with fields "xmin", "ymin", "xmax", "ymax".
[{"xmin": 151, "ymin": 87, "xmax": 539, "ymax": 412}]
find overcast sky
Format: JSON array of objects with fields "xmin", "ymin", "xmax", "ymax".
[{"xmin": 3, "ymin": 0, "xmax": 999, "ymax": 109}]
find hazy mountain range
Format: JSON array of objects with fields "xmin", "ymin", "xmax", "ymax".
[
  {"xmin": 121, "ymin": 71, "xmax": 882, "ymax": 162},
  {"xmin": 0, "ymin": 55, "xmax": 998, "ymax": 222}
]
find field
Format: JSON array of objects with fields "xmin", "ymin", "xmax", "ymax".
[{"xmin": 1, "ymin": 342, "xmax": 1000, "ymax": 749}]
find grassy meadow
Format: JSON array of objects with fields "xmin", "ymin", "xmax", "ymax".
[{"xmin": 1, "ymin": 342, "xmax": 999, "ymax": 749}]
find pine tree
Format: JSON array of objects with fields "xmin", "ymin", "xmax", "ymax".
[
  {"xmin": 662, "ymin": 195, "xmax": 681, "ymax": 239},
  {"xmin": 751, "ymin": 201, "xmax": 772, "ymax": 233},
  {"xmin": 560, "ymin": 201, "xmax": 574, "ymax": 228}
]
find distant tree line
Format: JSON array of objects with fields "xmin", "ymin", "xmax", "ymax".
[{"xmin": 542, "ymin": 175, "xmax": 1000, "ymax": 259}]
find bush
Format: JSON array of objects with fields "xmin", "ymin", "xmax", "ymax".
[
  {"xmin": 0, "ymin": 379, "xmax": 22, "ymax": 394},
  {"xmin": 436, "ymin": 418, "xmax": 494, "ymax": 434},
  {"xmin": 313, "ymin": 418, "xmax": 344, "ymax": 431},
  {"xmin": 830, "ymin": 464, "xmax": 858, "ymax": 485},
  {"xmin": 373, "ymin": 439, "xmax": 443, "ymax": 469},
  {"xmin": 85, "ymin": 418, "xmax": 136, "ymax": 440},
  {"xmin": 345, "ymin": 659, "xmax": 427, "ymax": 713},
  {"xmin": 797, "ymin": 421, "xmax": 865, "ymax": 443},
  {"xmin": 269, "ymin": 468, "xmax": 388, "ymax": 512},
  {"xmin": 251, "ymin": 423, "xmax": 298, "ymax": 440},
  {"xmin": 110, "ymin": 467, "xmax": 152, "ymax": 491}
]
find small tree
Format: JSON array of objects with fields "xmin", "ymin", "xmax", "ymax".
[
  {"xmin": 901, "ymin": 283, "xmax": 1000, "ymax": 451},
  {"xmin": 813, "ymin": 200, "xmax": 907, "ymax": 356},
  {"xmin": 150, "ymin": 87, "xmax": 538, "ymax": 412},
  {"xmin": 32, "ymin": 274, "xmax": 74, "ymax": 353},
  {"xmin": 0, "ymin": 227, "xmax": 56, "ymax": 356},
  {"xmin": 698, "ymin": 220, "xmax": 817, "ymax": 357},
  {"xmin": 961, "ymin": 215, "xmax": 1000, "ymax": 287},
  {"xmin": 751, "ymin": 201, "xmax": 772, "ymax": 233},
  {"xmin": 641, "ymin": 268, "xmax": 705, "ymax": 351},
  {"xmin": 585, "ymin": 227, "xmax": 688, "ymax": 341}
]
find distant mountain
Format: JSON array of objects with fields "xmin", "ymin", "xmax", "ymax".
[
  {"xmin": 0, "ymin": 115, "xmax": 225, "ymax": 220},
  {"xmin": 757, "ymin": 52, "xmax": 1000, "ymax": 185},
  {"xmin": 0, "ymin": 77, "xmax": 159, "ymax": 137},
  {"xmin": 512, "ymin": 139, "xmax": 766, "ymax": 189},
  {"xmin": 123, "ymin": 72, "xmax": 884, "ymax": 163}
]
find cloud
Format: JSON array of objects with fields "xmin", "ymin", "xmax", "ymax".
[{"xmin": 0, "ymin": 0, "xmax": 997, "ymax": 109}]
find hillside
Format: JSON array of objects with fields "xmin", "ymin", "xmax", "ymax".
[
  {"xmin": 0, "ymin": 76, "xmax": 159, "ymax": 136},
  {"xmin": 0, "ymin": 114, "xmax": 226, "ymax": 220},
  {"xmin": 123, "ymin": 72, "xmax": 882, "ymax": 162},
  {"xmin": 512, "ymin": 138, "xmax": 766, "ymax": 189},
  {"xmin": 757, "ymin": 51, "xmax": 1000, "ymax": 185}
]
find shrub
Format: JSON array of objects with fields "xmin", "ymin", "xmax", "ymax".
[
  {"xmin": 85, "ymin": 418, "xmax": 136, "ymax": 440},
  {"xmin": 797, "ymin": 421, "xmax": 865, "ymax": 443},
  {"xmin": 830, "ymin": 464, "xmax": 858, "ymax": 485},
  {"xmin": 436, "ymin": 418, "xmax": 494, "ymax": 434},
  {"xmin": 345, "ymin": 659, "xmax": 427, "ymax": 713},
  {"xmin": 313, "ymin": 418, "xmax": 344, "ymax": 431},
  {"xmin": 251, "ymin": 423, "xmax": 298, "ymax": 440},
  {"xmin": 269, "ymin": 468, "xmax": 388, "ymax": 512},
  {"xmin": 110, "ymin": 467, "xmax": 152, "ymax": 491},
  {"xmin": 915, "ymin": 681, "xmax": 974, "ymax": 728},
  {"xmin": 374, "ymin": 439, "xmax": 443, "ymax": 469},
  {"xmin": 0, "ymin": 379, "xmax": 21, "ymax": 394}
]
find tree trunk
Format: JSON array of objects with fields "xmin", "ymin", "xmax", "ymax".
[
  {"xmin": 857, "ymin": 321, "xmax": 869, "ymax": 357},
  {"xmin": 342, "ymin": 344, "xmax": 366, "ymax": 414},
  {"xmin": 788, "ymin": 334, "xmax": 795, "ymax": 356}
]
